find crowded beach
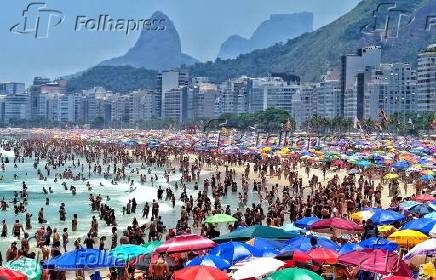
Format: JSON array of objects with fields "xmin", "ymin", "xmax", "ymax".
[{"xmin": 0, "ymin": 128, "xmax": 433, "ymax": 280}]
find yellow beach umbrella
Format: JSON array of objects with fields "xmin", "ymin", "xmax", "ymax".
[
  {"xmin": 383, "ymin": 173, "xmax": 399, "ymax": 180},
  {"xmin": 388, "ymin": 230, "xmax": 428, "ymax": 248},
  {"xmin": 351, "ymin": 210, "xmax": 374, "ymax": 221},
  {"xmin": 378, "ymin": 225, "xmax": 394, "ymax": 233}
]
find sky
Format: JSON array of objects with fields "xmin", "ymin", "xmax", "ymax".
[{"xmin": 0, "ymin": 0, "xmax": 361, "ymax": 85}]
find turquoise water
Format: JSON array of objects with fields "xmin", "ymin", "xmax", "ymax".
[
  {"xmin": 0, "ymin": 148, "xmax": 252, "ymax": 254},
  {"xmin": 0, "ymin": 148, "xmax": 190, "ymax": 253}
]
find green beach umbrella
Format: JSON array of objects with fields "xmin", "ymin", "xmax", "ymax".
[
  {"xmin": 204, "ymin": 214, "xmax": 237, "ymax": 224},
  {"xmin": 141, "ymin": 240, "xmax": 163, "ymax": 252},
  {"xmin": 5, "ymin": 257, "xmax": 42, "ymax": 280},
  {"xmin": 265, "ymin": 268, "xmax": 323, "ymax": 280},
  {"xmin": 110, "ymin": 244, "xmax": 152, "ymax": 261},
  {"xmin": 213, "ymin": 225, "xmax": 298, "ymax": 243}
]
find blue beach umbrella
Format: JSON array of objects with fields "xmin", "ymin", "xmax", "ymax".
[
  {"xmin": 355, "ymin": 160, "xmax": 371, "ymax": 168},
  {"xmin": 43, "ymin": 249, "xmax": 125, "ymax": 271},
  {"xmin": 399, "ymin": 201, "xmax": 420, "ymax": 210},
  {"xmin": 359, "ymin": 237, "xmax": 398, "ymax": 251},
  {"xmin": 281, "ymin": 223, "xmax": 305, "ymax": 234},
  {"xmin": 294, "ymin": 217, "xmax": 320, "ymax": 229},
  {"xmin": 184, "ymin": 255, "xmax": 230, "ymax": 270},
  {"xmin": 420, "ymin": 174, "xmax": 434, "ymax": 182},
  {"xmin": 338, "ymin": 243, "xmax": 363, "ymax": 255},
  {"xmin": 401, "ymin": 218, "xmax": 436, "ymax": 234},
  {"xmin": 392, "ymin": 160, "xmax": 410, "ymax": 170},
  {"xmin": 370, "ymin": 209, "xmax": 405, "ymax": 225},
  {"xmin": 409, "ymin": 204, "xmax": 435, "ymax": 215},
  {"xmin": 209, "ymin": 242, "xmax": 260, "ymax": 264},
  {"xmin": 282, "ymin": 235, "xmax": 339, "ymax": 252}
]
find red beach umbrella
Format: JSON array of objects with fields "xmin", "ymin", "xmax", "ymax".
[
  {"xmin": 307, "ymin": 248, "xmax": 339, "ymax": 264},
  {"xmin": 338, "ymin": 249, "xmax": 412, "ymax": 277},
  {"xmin": 0, "ymin": 268, "xmax": 27, "ymax": 280},
  {"xmin": 155, "ymin": 234, "xmax": 216, "ymax": 254},
  {"xmin": 382, "ymin": 276, "xmax": 414, "ymax": 280},
  {"xmin": 309, "ymin": 217, "xmax": 363, "ymax": 233},
  {"xmin": 415, "ymin": 194, "xmax": 436, "ymax": 203},
  {"xmin": 174, "ymin": 265, "xmax": 229, "ymax": 280}
]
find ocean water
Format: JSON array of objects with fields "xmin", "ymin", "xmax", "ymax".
[{"xmin": 0, "ymin": 149, "xmax": 249, "ymax": 254}]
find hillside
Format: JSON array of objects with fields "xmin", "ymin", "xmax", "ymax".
[
  {"xmin": 189, "ymin": 0, "xmax": 435, "ymax": 82},
  {"xmin": 66, "ymin": 0, "xmax": 436, "ymax": 91},
  {"xmin": 66, "ymin": 66, "xmax": 157, "ymax": 93}
]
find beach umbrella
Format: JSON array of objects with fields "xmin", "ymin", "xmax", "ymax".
[
  {"xmin": 209, "ymin": 242, "xmax": 260, "ymax": 264},
  {"xmin": 174, "ymin": 266, "xmax": 229, "ymax": 280},
  {"xmin": 403, "ymin": 238, "xmax": 436, "ymax": 264},
  {"xmin": 265, "ymin": 267, "xmax": 323, "ymax": 280},
  {"xmin": 294, "ymin": 217, "xmax": 320, "ymax": 229},
  {"xmin": 370, "ymin": 209, "xmax": 405, "ymax": 225},
  {"xmin": 401, "ymin": 218, "xmax": 436, "ymax": 234},
  {"xmin": 338, "ymin": 243, "xmax": 363, "ymax": 255},
  {"xmin": 384, "ymin": 173, "xmax": 400, "ymax": 180},
  {"xmin": 355, "ymin": 160, "xmax": 371, "ymax": 168},
  {"xmin": 5, "ymin": 257, "xmax": 42, "ymax": 280},
  {"xmin": 307, "ymin": 248, "xmax": 339, "ymax": 264},
  {"xmin": 392, "ymin": 160, "xmax": 410, "ymax": 170},
  {"xmin": 348, "ymin": 168, "xmax": 361, "ymax": 174},
  {"xmin": 0, "ymin": 268, "xmax": 27, "ymax": 280},
  {"xmin": 338, "ymin": 249, "xmax": 412, "ymax": 276},
  {"xmin": 420, "ymin": 174, "xmax": 434, "ymax": 181},
  {"xmin": 388, "ymin": 230, "xmax": 429, "ymax": 248},
  {"xmin": 281, "ymin": 223, "xmax": 305, "ymax": 233},
  {"xmin": 204, "ymin": 214, "xmax": 237, "ymax": 224},
  {"xmin": 213, "ymin": 226, "xmax": 297, "ymax": 243},
  {"xmin": 246, "ymin": 237, "xmax": 284, "ymax": 250},
  {"xmin": 275, "ymin": 250, "xmax": 312, "ymax": 264},
  {"xmin": 184, "ymin": 255, "xmax": 230, "ymax": 270},
  {"xmin": 231, "ymin": 257, "xmax": 285, "ymax": 280},
  {"xmin": 309, "ymin": 217, "xmax": 363, "ymax": 233},
  {"xmin": 359, "ymin": 237, "xmax": 398, "ymax": 251},
  {"xmin": 282, "ymin": 235, "xmax": 339, "ymax": 252},
  {"xmin": 141, "ymin": 240, "xmax": 163, "ymax": 252},
  {"xmin": 426, "ymin": 212, "xmax": 436, "ymax": 219},
  {"xmin": 382, "ymin": 276, "xmax": 414, "ymax": 280},
  {"xmin": 43, "ymin": 249, "xmax": 124, "ymax": 270},
  {"xmin": 351, "ymin": 210, "xmax": 375, "ymax": 221},
  {"xmin": 156, "ymin": 234, "xmax": 216, "ymax": 253},
  {"xmin": 415, "ymin": 194, "xmax": 436, "ymax": 203},
  {"xmin": 110, "ymin": 244, "xmax": 152, "ymax": 261},
  {"xmin": 399, "ymin": 201, "xmax": 420, "ymax": 210}
]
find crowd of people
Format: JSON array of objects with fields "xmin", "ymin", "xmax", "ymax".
[{"xmin": 0, "ymin": 134, "xmax": 433, "ymax": 279}]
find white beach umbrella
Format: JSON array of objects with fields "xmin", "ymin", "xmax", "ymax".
[{"xmin": 231, "ymin": 257, "xmax": 285, "ymax": 280}]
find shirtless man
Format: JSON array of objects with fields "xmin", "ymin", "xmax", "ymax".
[{"xmin": 12, "ymin": 220, "xmax": 24, "ymax": 239}]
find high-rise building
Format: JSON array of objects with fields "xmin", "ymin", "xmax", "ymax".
[
  {"xmin": 417, "ymin": 44, "xmax": 436, "ymax": 113},
  {"xmin": 367, "ymin": 63, "xmax": 417, "ymax": 120},
  {"xmin": 4, "ymin": 94, "xmax": 30, "ymax": 122},
  {"xmin": 157, "ymin": 70, "xmax": 189, "ymax": 119},
  {"xmin": 341, "ymin": 45, "xmax": 382, "ymax": 118},
  {"xmin": 218, "ymin": 77, "xmax": 249, "ymax": 115},
  {"xmin": 291, "ymin": 83, "xmax": 317, "ymax": 126},
  {"xmin": 316, "ymin": 71, "xmax": 342, "ymax": 119},
  {"xmin": 191, "ymin": 82, "xmax": 219, "ymax": 119},
  {"xmin": 248, "ymin": 77, "xmax": 298, "ymax": 114},
  {"xmin": 0, "ymin": 82, "xmax": 25, "ymax": 95},
  {"xmin": 161, "ymin": 87, "xmax": 192, "ymax": 122}
]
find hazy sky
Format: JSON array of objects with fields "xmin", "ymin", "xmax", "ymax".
[{"xmin": 0, "ymin": 0, "xmax": 361, "ymax": 85}]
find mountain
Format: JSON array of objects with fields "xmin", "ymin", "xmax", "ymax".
[
  {"xmin": 67, "ymin": 0, "xmax": 436, "ymax": 91},
  {"xmin": 99, "ymin": 11, "xmax": 198, "ymax": 70},
  {"xmin": 190, "ymin": 0, "xmax": 436, "ymax": 82},
  {"xmin": 218, "ymin": 12, "xmax": 313, "ymax": 59}
]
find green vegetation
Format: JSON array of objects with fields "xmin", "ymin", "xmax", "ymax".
[
  {"xmin": 218, "ymin": 108, "xmax": 295, "ymax": 132},
  {"xmin": 66, "ymin": 66, "xmax": 157, "ymax": 93}
]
